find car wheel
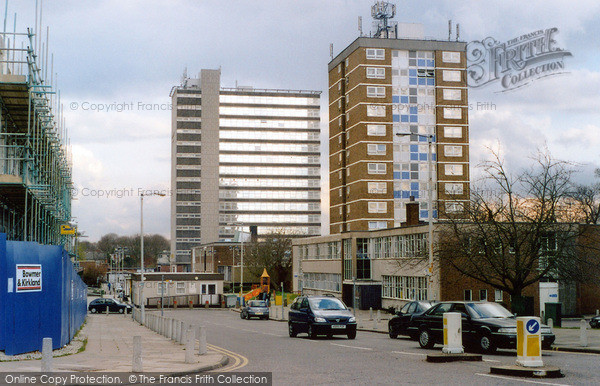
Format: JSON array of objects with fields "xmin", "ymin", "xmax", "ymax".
[
  {"xmin": 347, "ymin": 330, "xmax": 356, "ymax": 340},
  {"xmin": 240, "ymin": 312, "xmax": 244, "ymax": 319},
  {"xmin": 90, "ymin": 308, "xmax": 96, "ymax": 314},
  {"xmin": 478, "ymin": 332, "xmax": 497, "ymax": 354},
  {"xmin": 288, "ymin": 322, "xmax": 297, "ymax": 338},
  {"xmin": 119, "ymin": 308, "xmax": 124, "ymax": 314},
  {"xmin": 308, "ymin": 324, "xmax": 317, "ymax": 339},
  {"xmin": 418, "ymin": 328, "xmax": 435, "ymax": 349},
  {"xmin": 388, "ymin": 324, "xmax": 398, "ymax": 339}
]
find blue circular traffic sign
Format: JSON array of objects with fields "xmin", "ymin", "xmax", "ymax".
[{"xmin": 526, "ymin": 319, "xmax": 540, "ymax": 334}]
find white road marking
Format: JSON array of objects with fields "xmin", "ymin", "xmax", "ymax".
[
  {"xmin": 482, "ymin": 358, "xmax": 501, "ymax": 363},
  {"xmin": 475, "ymin": 373, "xmax": 571, "ymax": 386},
  {"xmin": 391, "ymin": 351, "xmax": 425, "ymax": 356},
  {"xmin": 331, "ymin": 343, "xmax": 373, "ymax": 350}
]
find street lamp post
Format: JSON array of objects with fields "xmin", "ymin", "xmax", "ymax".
[
  {"xmin": 396, "ymin": 132, "xmax": 435, "ymax": 300},
  {"xmin": 140, "ymin": 192, "xmax": 166, "ymax": 324}
]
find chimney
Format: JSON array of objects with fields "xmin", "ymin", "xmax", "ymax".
[
  {"xmin": 250, "ymin": 225, "xmax": 258, "ymax": 243},
  {"xmin": 406, "ymin": 196, "xmax": 420, "ymax": 226}
]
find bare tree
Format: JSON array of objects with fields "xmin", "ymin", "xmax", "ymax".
[
  {"xmin": 437, "ymin": 149, "xmax": 600, "ymax": 310},
  {"xmin": 244, "ymin": 231, "xmax": 293, "ymax": 291},
  {"xmin": 570, "ymin": 168, "xmax": 600, "ymax": 224}
]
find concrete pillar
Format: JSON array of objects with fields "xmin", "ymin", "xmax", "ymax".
[
  {"xmin": 197, "ymin": 325, "xmax": 207, "ymax": 355},
  {"xmin": 178, "ymin": 321, "xmax": 185, "ymax": 344},
  {"xmin": 580, "ymin": 319, "xmax": 588, "ymax": 347},
  {"xmin": 41, "ymin": 338, "xmax": 52, "ymax": 372},
  {"xmin": 185, "ymin": 328, "xmax": 195, "ymax": 364},
  {"xmin": 369, "ymin": 307, "xmax": 373, "ymax": 320},
  {"xmin": 132, "ymin": 336, "xmax": 143, "ymax": 373},
  {"xmin": 547, "ymin": 318, "xmax": 553, "ymax": 329},
  {"xmin": 172, "ymin": 319, "xmax": 177, "ymax": 341}
]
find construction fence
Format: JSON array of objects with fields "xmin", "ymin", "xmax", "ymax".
[{"xmin": 0, "ymin": 233, "xmax": 86, "ymax": 355}]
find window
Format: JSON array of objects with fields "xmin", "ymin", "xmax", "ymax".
[
  {"xmin": 366, "ymin": 48, "xmax": 385, "ymax": 60},
  {"xmin": 442, "ymin": 70, "xmax": 461, "ymax": 82},
  {"xmin": 367, "ymin": 143, "xmax": 387, "ymax": 155},
  {"xmin": 368, "ymin": 201, "xmax": 387, "ymax": 213},
  {"xmin": 445, "ymin": 201, "xmax": 463, "ymax": 213},
  {"xmin": 442, "ymin": 89, "xmax": 462, "ymax": 100},
  {"xmin": 368, "ymin": 182, "xmax": 387, "ymax": 194},
  {"xmin": 208, "ymin": 284, "xmax": 216, "ymax": 295},
  {"xmin": 366, "ymin": 67, "xmax": 385, "ymax": 79},
  {"xmin": 480, "ymin": 289, "xmax": 488, "ymax": 301},
  {"xmin": 464, "ymin": 289, "xmax": 472, "ymax": 301},
  {"xmin": 367, "ymin": 124, "xmax": 386, "ymax": 136},
  {"xmin": 445, "ymin": 183, "xmax": 463, "ymax": 195},
  {"xmin": 176, "ymin": 282, "xmax": 186, "ymax": 295},
  {"xmin": 368, "ymin": 163, "xmax": 386, "ymax": 174},
  {"xmin": 442, "ymin": 51, "xmax": 461, "ymax": 63},
  {"xmin": 444, "ymin": 145, "xmax": 463, "ymax": 157},
  {"xmin": 444, "ymin": 164, "xmax": 463, "ymax": 176},
  {"xmin": 382, "ymin": 275, "xmax": 428, "ymax": 300},
  {"xmin": 443, "ymin": 107, "xmax": 462, "ymax": 119},
  {"xmin": 367, "ymin": 105, "xmax": 386, "ymax": 117},
  {"xmin": 368, "ymin": 221, "xmax": 388, "ymax": 230},
  {"xmin": 444, "ymin": 126, "xmax": 462, "ymax": 138},
  {"xmin": 367, "ymin": 86, "xmax": 386, "ymax": 98},
  {"xmin": 494, "ymin": 289, "xmax": 503, "ymax": 302}
]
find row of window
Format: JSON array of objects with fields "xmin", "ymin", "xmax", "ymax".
[
  {"xmin": 219, "ymin": 214, "xmax": 320, "ymax": 224},
  {"xmin": 220, "ymin": 94, "xmax": 319, "ymax": 106},
  {"xmin": 220, "ymin": 118, "xmax": 319, "ymax": 129},
  {"xmin": 382, "ymin": 275, "xmax": 428, "ymax": 301},
  {"xmin": 220, "ymin": 177, "xmax": 320, "ymax": 188},
  {"xmin": 367, "ymin": 162, "xmax": 465, "ymax": 176},
  {"xmin": 219, "ymin": 142, "xmax": 319, "ymax": 153},
  {"xmin": 220, "ymin": 166, "xmax": 320, "ymax": 177},
  {"xmin": 156, "ymin": 282, "xmax": 217, "ymax": 296},
  {"xmin": 298, "ymin": 241, "xmax": 342, "ymax": 260},
  {"xmin": 463, "ymin": 289, "xmax": 503, "ymax": 302},
  {"xmin": 220, "ymin": 154, "xmax": 320, "ymax": 165},
  {"xmin": 220, "ymin": 130, "xmax": 320, "ymax": 141},
  {"xmin": 219, "ymin": 202, "xmax": 320, "ymax": 211},
  {"xmin": 302, "ymin": 273, "xmax": 342, "ymax": 292},
  {"xmin": 357, "ymin": 234, "xmax": 427, "ymax": 259},
  {"xmin": 220, "ymin": 190, "xmax": 320, "ymax": 200},
  {"xmin": 220, "ymin": 106, "xmax": 319, "ymax": 118}
]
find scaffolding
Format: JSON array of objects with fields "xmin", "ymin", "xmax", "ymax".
[{"xmin": 0, "ymin": 23, "xmax": 73, "ymax": 254}]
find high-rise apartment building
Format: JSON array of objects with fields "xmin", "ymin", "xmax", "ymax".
[
  {"xmin": 171, "ymin": 69, "xmax": 322, "ymax": 266},
  {"xmin": 328, "ymin": 26, "xmax": 469, "ymax": 234}
]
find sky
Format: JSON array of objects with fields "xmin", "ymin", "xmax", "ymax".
[{"xmin": 4, "ymin": 0, "xmax": 600, "ymax": 241}]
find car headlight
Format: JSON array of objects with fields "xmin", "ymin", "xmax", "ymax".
[
  {"xmin": 498, "ymin": 327, "xmax": 517, "ymax": 334},
  {"xmin": 314, "ymin": 317, "xmax": 326, "ymax": 323},
  {"xmin": 349, "ymin": 317, "xmax": 356, "ymax": 323}
]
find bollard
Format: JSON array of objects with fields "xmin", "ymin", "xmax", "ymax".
[
  {"xmin": 516, "ymin": 317, "xmax": 543, "ymax": 367},
  {"xmin": 369, "ymin": 307, "xmax": 373, "ymax": 320},
  {"xmin": 172, "ymin": 319, "xmax": 177, "ymax": 341},
  {"xmin": 376, "ymin": 310, "xmax": 381, "ymax": 324},
  {"xmin": 185, "ymin": 328, "xmax": 195, "ymax": 364},
  {"xmin": 580, "ymin": 319, "xmax": 588, "ymax": 347},
  {"xmin": 132, "ymin": 336, "xmax": 143, "ymax": 372},
  {"xmin": 547, "ymin": 318, "xmax": 554, "ymax": 330},
  {"xmin": 41, "ymin": 338, "xmax": 53, "ymax": 372},
  {"xmin": 166, "ymin": 318, "xmax": 172, "ymax": 339},
  {"xmin": 178, "ymin": 321, "xmax": 185, "ymax": 344},
  {"xmin": 597, "ymin": 309, "xmax": 599, "ymax": 316},
  {"xmin": 106, "ymin": 306, "xmax": 109, "ymax": 315},
  {"xmin": 189, "ymin": 300, "xmax": 193, "ymax": 309},
  {"xmin": 205, "ymin": 300, "xmax": 209, "ymax": 309},
  {"xmin": 197, "ymin": 325, "xmax": 207, "ymax": 355},
  {"xmin": 372, "ymin": 316, "xmax": 377, "ymax": 330},
  {"xmin": 442, "ymin": 313, "xmax": 464, "ymax": 354},
  {"xmin": 174, "ymin": 300, "xmax": 178, "ymax": 309}
]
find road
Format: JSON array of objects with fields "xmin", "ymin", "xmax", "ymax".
[{"xmin": 158, "ymin": 309, "xmax": 599, "ymax": 385}]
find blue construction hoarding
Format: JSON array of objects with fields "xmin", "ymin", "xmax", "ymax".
[{"xmin": 0, "ymin": 233, "xmax": 87, "ymax": 355}]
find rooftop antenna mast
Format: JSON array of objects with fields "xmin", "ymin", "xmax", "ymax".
[
  {"xmin": 371, "ymin": 1, "xmax": 396, "ymax": 39},
  {"xmin": 358, "ymin": 16, "xmax": 363, "ymax": 37}
]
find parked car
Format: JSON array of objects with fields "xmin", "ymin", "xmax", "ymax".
[
  {"xmin": 88, "ymin": 298, "xmax": 132, "ymax": 314},
  {"xmin": 590, "ymin": 315, "xmax": 600, "ymax": 329},
  {"xmin": 288, "ymin": 296, "xmax": 357, "ymax": 339},
  {"xmin": 241, "ymin": 300, "xmax": 270, "ymax": 320},
  {"xmin": 410, "ymin": 301, "xmax": 555, "ymax": 353},
  {"xmin": 388, "ymin": 300, "xmax": 434, "ymax": 339}
]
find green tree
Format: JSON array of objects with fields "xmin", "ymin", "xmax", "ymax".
[{"xmin": 244, "ymin": 231, "xmax": 293, "ymax": 291}]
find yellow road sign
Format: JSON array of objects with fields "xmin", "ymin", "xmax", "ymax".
[{"xmin": 60, "ymin": 224, "xmax": 76, "ymax": 235}]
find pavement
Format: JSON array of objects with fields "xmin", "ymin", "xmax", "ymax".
[
  {"xmin": 0, "ymin": 309, "xmax": 227, "ymax": 373},
  {"xmin": 259, "ymin": 305, "xmax": 600, "ymax": 354}
]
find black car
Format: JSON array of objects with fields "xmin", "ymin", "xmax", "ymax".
[
  {"xmin": 411, "ymin": 301, "xmax": 555, "ymax": 353},
  {"xmin": 288, "ymin": 296, "xmax": 357, "ymax": 339},
  {"xmin": 88, "ymin": 298, "xmax": 132, "ymax": 314},
  {"xmin": 241, "ymin": 300, "xmax": 270, "ymax": 320},
  {"xmin": 590, "ymin": 315, "xmax": 600, "ymax": 329},
  {"xmin": 388, "ymin": 300, "xmax": 434, "ymax": 339}
]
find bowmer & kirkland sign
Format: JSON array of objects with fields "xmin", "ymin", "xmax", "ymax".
[{"xmin": 16, "ymin": 264, "xmax": 42, "ymax": 292}]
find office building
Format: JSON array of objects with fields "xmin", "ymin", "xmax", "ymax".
[
  {"xmin": 170, "ymin": 70, "xmax": 321, "ymax": 267},
  {"xmin": 328, "ymin": 19, "xmax": 469, "ymax": 234}
]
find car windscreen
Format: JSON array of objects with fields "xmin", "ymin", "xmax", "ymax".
[
  {"xmin": 309, "ymin": 298, "xmax": 346, "ymax": 310},
  {"xmin": 467, "ymin": 302, "xmax": 513, "ymax": 319},
  {"xmin": 249, "ymin": 301, "xmax": 267, "ymax": 307}
]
